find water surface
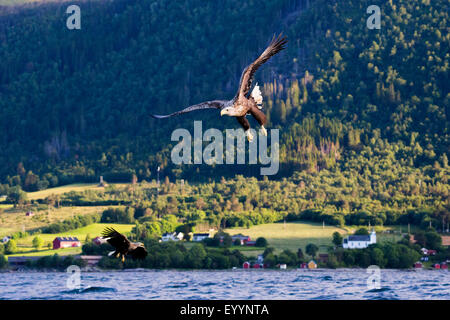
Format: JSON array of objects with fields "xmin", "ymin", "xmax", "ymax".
[{"xmin": 0, "ymin": 269, "xmax": 448, "ymax": 300}]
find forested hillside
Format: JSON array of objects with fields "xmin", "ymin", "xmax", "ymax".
[{"xmin": 0, "ymin": 0, "xmax": 448, "ymax": 202}]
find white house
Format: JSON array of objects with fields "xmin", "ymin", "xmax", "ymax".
[
  {"xmin": 343, "ymin": 230, "xmax": 376, "ymax": 249},
  {"xmin": 161, "ymin": 232, "xmax": 184, "ymax": 242},
  {"xmin": 192, "ymin": 233, "xmax": 210, "ymax": 242}
]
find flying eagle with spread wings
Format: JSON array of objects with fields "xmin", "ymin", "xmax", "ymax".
[
  {"xmin": 101, "ymin": 227, "xmax": 148, "ymax": 262},
  {"xmin": 151, "ymin": 34, "xmax": 288, "ymax": 142}
]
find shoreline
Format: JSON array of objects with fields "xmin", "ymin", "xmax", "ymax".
[{"xmin": 1, "ymin": 267, "xmax": 445, "ymax": 273}]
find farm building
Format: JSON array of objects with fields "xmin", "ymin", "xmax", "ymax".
[
  {"xmin": 307, "ymin": 260, "xmax": 317, "ymax": 269},
  {"xmin": 421, "ymin": 248, "xmax": 437, "ymax": 256},
  {"xmin": 300, "ymin": 262, "xmax": 307, "ymax": 269},
  {"xmin": 231, "ymin": 234, "xmax": 251, "ymax": 245},
  {"xmin": 192, "ymin": 233, "xmax": 210, "ymax": 242},
  {"xmin": 414, "ymin": 262, "xmax": 423, "ymax": 269},
  {"xmin": 441, "ymin": 263, "xmax": 448, "ymax": 270},
  {"xmin": 92, "ymin": 236, "xmax": 107, "ymax": 245},
  {"xmin": 318, "ymin": 254, "xmax": 329, "ymax": 263},
  {"xmin": 343, "ymin": 230, "xmax": 376, "ymax": 249},
  {"xmin": 243, "ymin": 261, "xmax": 250, "ymax": 269},
  {"xmin": 53, "ymin": 237, "xmax": 81, "ymax": 249},
  {"xmin": 161, "ymin": 232, "xmax": 184, "ymax": 242},
  {"xmin": 442, "ymin": 236, "xmax": 450, "ymax": 247}
]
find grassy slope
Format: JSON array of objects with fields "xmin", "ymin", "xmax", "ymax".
[
  {"xmin": 0, "ymin": 205, "xmax": 121, "ymax": 237},
  {"xmin": 6, "ymin": 223, "xmax": 134, "ymax": 257},
  {"xmin": 26, "ymin": 183, "xmax": 128, "ymax": 200}
]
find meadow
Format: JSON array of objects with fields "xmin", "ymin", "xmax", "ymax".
[
  {"xmin": 7, "ymin": 223, "xmax": 134, "ymax": 256},
  {"xmin": 25, "ymin": 183, "xmax": 128, "ymax": 200},
  {"xmin": 0, "ymin": 205, "xmax": 120, "ymax": 237},
  {"xmin": 224, "ymin": 221, "xmax": 405, "ymax": 256}
]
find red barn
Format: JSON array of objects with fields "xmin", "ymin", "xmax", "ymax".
[
  {"xmin": 433, "ymin": 263, "xmax": 441, "ymax": 269},
  {"xmin": 53, "ymin": 237, "xmax": 81, "ymax": 249},
  {"xmin": 252, "ymin": 263, "xmax": 260, "ymax": 269},
  {"xmin": 440, "ymin": 263, "xmax": 448, "ymax": 270},
  {"xmin": 414, "ymin": 262, "xmax": 423, "ymax": 269},
  {"xmin": 243, "ymin": 262, "xmax": 250, "ymax": 269}
]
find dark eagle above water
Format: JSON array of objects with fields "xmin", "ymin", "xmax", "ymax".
[
  {"xmin": 151, "ymin": 34, "xmax": 288, "ymax": 142},
  {"xmin": 101, "ymin": 227, "xmax": 148, "ymax": 262}
]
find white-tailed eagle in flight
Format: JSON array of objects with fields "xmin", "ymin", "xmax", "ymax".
[
  {"xmin": 151, "ymin": 34, "xmax": 288, "ymax": 142},
  {"xmin": 101, "ymin": 227, "xmax": 148, "ymax": 262}
]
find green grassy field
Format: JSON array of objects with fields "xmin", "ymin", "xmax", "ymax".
[
  {"xmin": 0, "ymin": 205, "xmax": 122, "ymax": 237},
  {"xmin": 6, "ymin": 223, "xmax": 134, "ymax": 257},
  {"xmin": 26, "ymin": 183, "xmax": 128, "ymax": 200},
  {"xmin": 224, "ymin": 221, "xmax": 347, "ymax": 254},
  {"xmin": 223, "ymin": 221, "xmax": 405, "ymax": 256}
]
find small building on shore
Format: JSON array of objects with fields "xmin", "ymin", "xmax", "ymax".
[
  {"xmin": 307, "ymin": 260, "xmax": 317, "ymax": 269},
  {"xmin": 79, "ymin": 255, "xmax": 103, "ymax": 266},
  {"xmin": 7, "ymin": 256, "xmax": 41, "ymax": 266}
]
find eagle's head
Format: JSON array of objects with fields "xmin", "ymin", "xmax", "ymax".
[{"xmin": 220, "ymin": 107, "xmax": 239, "ymax": 117}]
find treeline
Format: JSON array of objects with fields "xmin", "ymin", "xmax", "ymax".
[
  {"xmin": 41, "ymin": 213, "xmax": 101, "ymax": 233},
  {"xmin": 87, "ymin": 241, "xmax": 247, "ymax": 270}
]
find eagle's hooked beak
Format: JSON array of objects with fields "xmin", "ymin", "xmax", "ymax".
[{"xmin": 220, "ymin": 109, "xmax": 227, "ymax": 117}]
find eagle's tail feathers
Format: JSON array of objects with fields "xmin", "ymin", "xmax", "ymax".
[
  {"xmin": 251, "ymin": 83, "xmax": 263, "ymax": 108},
  {"xmin": 108, "ymin": 250, "xmax": 116, "ymax": 257}
]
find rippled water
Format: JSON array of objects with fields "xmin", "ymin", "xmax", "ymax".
[{"xmin": 0, "ymin": 269, "xmax": 449, "ymax": 300}]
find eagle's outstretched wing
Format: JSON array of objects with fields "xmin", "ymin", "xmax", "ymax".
[
  {"xmin": 151, "ymin": 100, "xmax": 228, "ymax": 119},
  {"xmin": 101, "ymin": 227, "xmax": 130, "ymax": 250},
  {"xmin": 236, "ymin": 34, "xmax": 287, "ymax": 99}
]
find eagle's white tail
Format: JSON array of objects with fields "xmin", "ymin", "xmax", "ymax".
[
  {"xmin": 108, "ymin": 250, "xmax": 115, "ymax": 257},
  {"xmin": 251, "ymin": 83, "xmax": 263, "ymax": 108}
]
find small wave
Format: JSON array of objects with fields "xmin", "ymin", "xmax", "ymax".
[
  {"xmin": 199, "ymin": 282, "xmax": 217, "ymax": 287},
  {"xmin": 62, "ymin": 286, "xmax": 117, "ymax": 294},
  {"xmin": 168, "ymin": 282, "xmax": 189, "ymax": 288},
  {"xmin": 366, "ymin": 287, "xmax": 392, "ymax": 293}
]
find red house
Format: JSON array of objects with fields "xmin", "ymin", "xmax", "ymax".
[
  {"xmin": 414, "ymin": 262, "xmax": 423, "ymax": 269},
  {"xmin": 92, "ymin": 236, "xmax": 106, "ymax": 245},
  {"xmin": 440, "ymin": 263, "xmax": 448, "ymax": 270},
  {"xmin": 252, "ymin": 263, "xmax": 260, "ymax": 269},
  {"xmin": 243, "ymin": 262, "xmax": 250, "ymax": 269},
  {"xmin": 433, "ymin": 263, "xmax": 441, "ymax": 269},
  {"xmin": 53, "ymin": 237, "xmax": 81, "ymax": 249}
]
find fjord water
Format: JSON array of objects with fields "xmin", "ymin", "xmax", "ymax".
[{"xmin": 0, "ymin": 269, "xmax": 448, "ymax": 300}]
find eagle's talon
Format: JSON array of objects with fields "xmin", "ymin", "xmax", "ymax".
[
  {"xmin": 246, "ymin": 130, "xmax": 254, "ymax": 142},
  {"xmin": 260, "ymin": 126, "xmax": 267, "ymax": 136}
]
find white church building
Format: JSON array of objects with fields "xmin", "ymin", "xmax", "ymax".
[{"xmin": 343, "ymin": 230, "xmax": 376, "ymax": 249}]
